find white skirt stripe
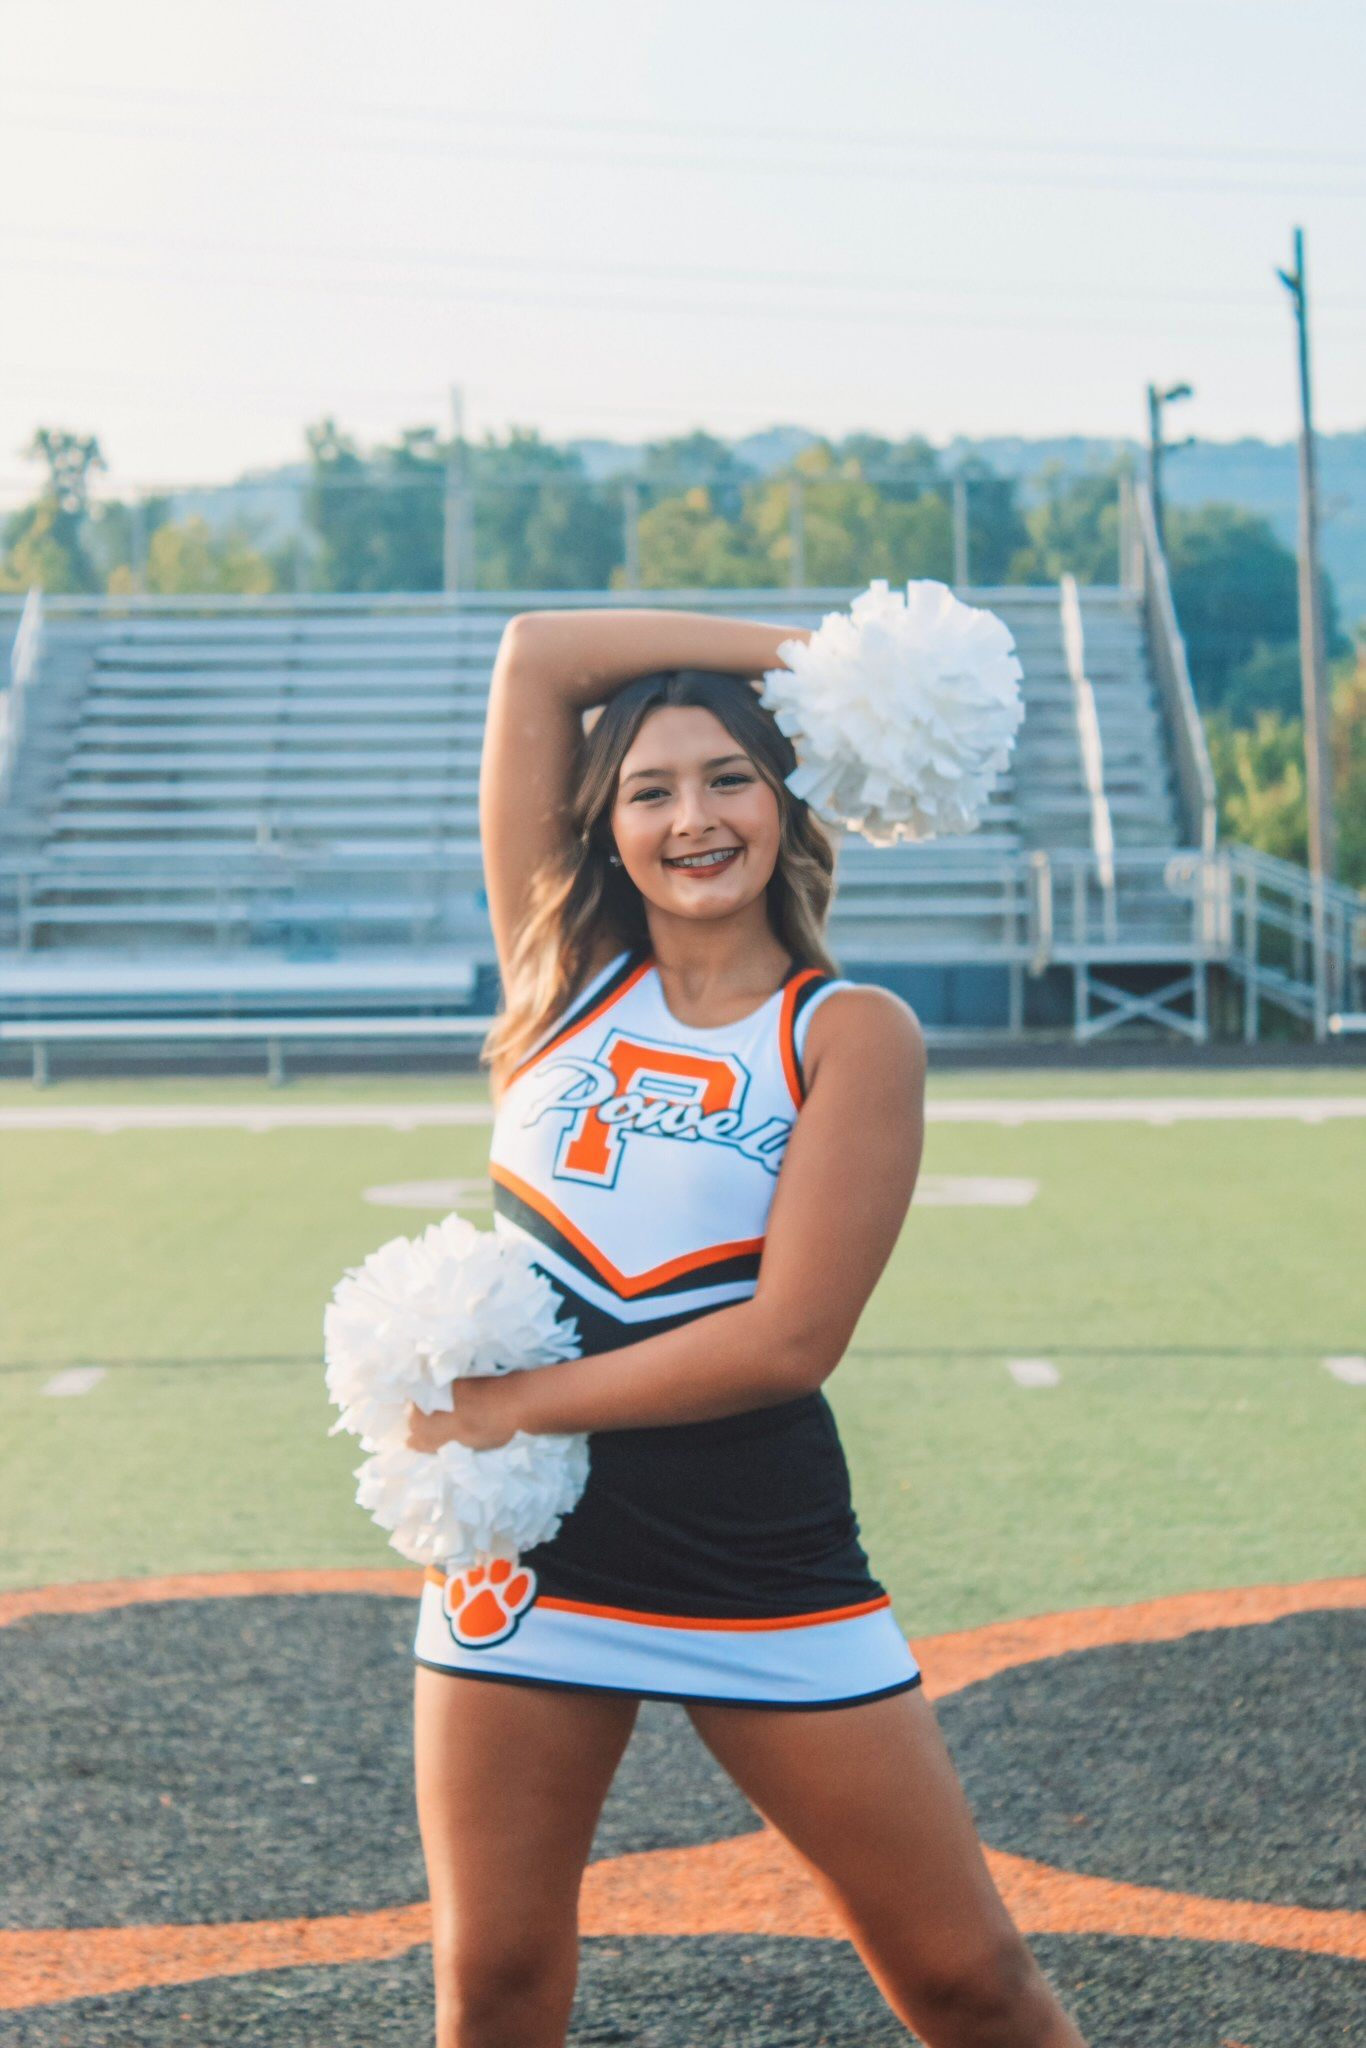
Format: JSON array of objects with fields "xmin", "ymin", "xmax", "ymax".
[{"xmin": 414, "ymin": 1578, "xmax": 921, "ymax": 1707}]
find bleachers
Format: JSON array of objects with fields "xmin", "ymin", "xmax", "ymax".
[{"xmin": 0, "ymin": 578, "xmax": 1211, "ymax": 1053}]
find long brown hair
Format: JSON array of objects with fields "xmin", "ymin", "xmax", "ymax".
[{"xmin": 482, "ymin": 668, "xmax": 839, "ymax": 1081}]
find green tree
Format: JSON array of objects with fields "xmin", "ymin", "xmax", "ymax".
[
  {"xmin": 303, "ymin": 418, "xmax": 443, "ymax": 592},
  {"xmin": 625, "ymin": 484, "xmax": 770, "ymax": 590},
  {"xmin": 1204, "ymin": 639, "xmax": 1366, "ymax": 888},
  {"xmin": 640, "ymin": 432, "xmax": 756, "ymax": 524},
  {"xmin": 1166, "ymin": 502, "xmax": 1345, "ymax": 717},
  {"xmin": 1009, "ymin": 457, "xmax": 1126, "ymax": 585},
  {"xmin": 470, "ymin": 429, "xmax": 620, "ymax": 591},
  {"xmin": 831, "ymin": 432, "xmax": 942, "ymax": 504},
  {"xmin": 746, "ymin": 441, "xmax": 954, "ymax": 585},
  {"xmin": 0, "ymin": 428, "xmax": 106, "ymax": 592},
  {"xmin": 107, "ymin": 515, "xmax": 275, "ymax": 596}
]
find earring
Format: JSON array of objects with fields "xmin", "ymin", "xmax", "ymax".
[{"xmin": 608, "ymin": 851, "xmax": 622, "ymax": 866}]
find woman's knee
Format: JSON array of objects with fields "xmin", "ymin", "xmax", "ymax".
[
  {"xmin": 908, "ymin": 1926, "xmax": 1045, "ymax": 2040},
  {"xmin": 433, "ymin": 1920, "xmax": 576, "ymax": 2046}
]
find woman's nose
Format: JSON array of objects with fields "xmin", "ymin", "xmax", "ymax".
[{"xmin": 670, "ymin": 782, "xmax": 714, "ymax": 835}]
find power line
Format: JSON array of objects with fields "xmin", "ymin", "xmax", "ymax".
[
  {"xmin": 7, "ymin": 74, "xmax": 1365, "ymax": 172},
  {"xmin": 4, "ymin": 225, "xmax": 1364, "ymax": 316},
  {"xmin": 7, "ymin": 253, "xmax": 1364, "ymax": 340},
  {"xmin": 3, "ymin": 104, "xmax": 1364, "ymax": 200}
]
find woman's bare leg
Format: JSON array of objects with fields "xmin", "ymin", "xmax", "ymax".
[
  {"xmin": 688, "ymin": 1685, "xmax": 1086, "ymax": 2048},
  {"xmin": 415, "ymin": 1668, "xmax": 639, "ymax": 2048}
]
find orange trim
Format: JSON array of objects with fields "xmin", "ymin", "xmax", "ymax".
[
  {"xmin": 779, "ymin": 969, "xmax": 822, "ymax": 1108},
  {"xmin": 490, "ymin": 1161, "xmax": 764, "ymax": 1297},
  {"xmin": 507, "ymin": 956, "xmax": 652, "ymax": 1084},
  {"xmin": 537, "ymin": 1591, "xmax": 890, "ymax": 1630},
  {"xmin": 0, "ymin": 1571, "xmax": 1362, "ymax": 2009},
  {"xmin": 3, "ymin": 1836, "xmax": 1360, "ymax": 2012},
  {"xmin": 420, "ymin": 1570, "xmax": 890, "ymax": 1632}
]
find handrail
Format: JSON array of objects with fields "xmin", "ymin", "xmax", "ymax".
[
  {"xmin": 1027, "ymin": 850, "xmax": 1052, "ymax": 974},
  {"xmin": 1132, "ymin": 481, "xmax": 1218, "ymax": 856},
  {"xmin": 1222, "ymin": 842, "xmax": 1365, "ymax": 1040},
  {"xmin": 0, "ymin": 586, "xmax": 43, "ymax": 806},
  {"xmin": 1059, "ymin": 574, "xmax": 1116, "ymax": 905}
]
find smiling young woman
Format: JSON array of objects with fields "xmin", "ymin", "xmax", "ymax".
[{"xmin": 404, "ymin": 608, "xmax": 1088, "ymax": 2048}]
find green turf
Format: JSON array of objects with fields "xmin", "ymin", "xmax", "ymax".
[{"xmin": 2, "ymin": 1076, "xmax": 1362, "ymax": 1632}]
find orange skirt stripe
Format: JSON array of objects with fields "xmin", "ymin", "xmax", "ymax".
[{"xmin": 422, "ymin": 1567, "xmax": 890, "ymax": 1632}]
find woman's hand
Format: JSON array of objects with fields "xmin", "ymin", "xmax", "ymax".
[{"xmin": 404, "ymin": 1374, "xmax": 528, "ymax": 1454}]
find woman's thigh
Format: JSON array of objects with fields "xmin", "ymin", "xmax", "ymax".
[
  {"xmin": 686, "ymin": 1686, "xmax": 1024, "ymax": 2001},
  {"xmin": 415, "ymin": 1668, "xmax": 639, "ymax": 1943}
]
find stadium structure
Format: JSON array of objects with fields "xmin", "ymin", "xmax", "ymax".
[{"xmin": 1, "ymin": 482, "xmax": 1361, "ymax": 1081}]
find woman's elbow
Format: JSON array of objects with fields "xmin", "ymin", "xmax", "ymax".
[{"xmin": 761, "ymin": 1312, "xmax": 846, "ymax": 1398}]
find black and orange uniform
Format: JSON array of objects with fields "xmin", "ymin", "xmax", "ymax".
[{"xmin": 414, "ymin": 944, "xmax": 922, "ymax": 1708}]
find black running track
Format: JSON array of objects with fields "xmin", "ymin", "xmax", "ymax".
[{"xmin": 1, "ymin": 1595, "xmax": 1360, "ymax": 2046}]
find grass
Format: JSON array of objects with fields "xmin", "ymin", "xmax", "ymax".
[{"xmin": 2, "ymin": 1069, "xmax": 1362, "ymax": 1633}]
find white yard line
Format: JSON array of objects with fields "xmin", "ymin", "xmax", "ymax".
[
  {"xmin": 1007, "ymin": 1358, "xmax": 1061, "ymax": 1389},
  {"xmin": 2, "ymin": 1097, "xmax": 1364, "ymax": 1133},
  {"xmin": 41, "ymin": 1367, "xmax": 107, "ymax": 1397},
  {"xmin": 1323, "ymin": 1355, "xmax": 1366, "ymax": 1387}
]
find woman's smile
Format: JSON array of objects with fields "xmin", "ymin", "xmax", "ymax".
[{"xmin": 663, "ymin": 845, "xmax": 742, "ymax": 876}]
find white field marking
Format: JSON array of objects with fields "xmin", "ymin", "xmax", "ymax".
[
  {"xmin": 930, "ymin": 1097, "xmax": 1366, "ymax": 1124},
  {"xmin": 915, "ymin": 1175, "xmax": 1038, "ymax": 1206},
  {"xmin": 1007, "ymin": 1358, "xmax": 1061, "ymax": 1389},
  {"xmin": 0, "ymin": 1104, "xmax": 496, "ymax": 1131},
  {"xmin": 41, "ymin": 1367, "xmax": 107, "ymax": 1397},
  {"xmin": 363, "ymin": 1178, "xmax": 492, "ymax": 1208},
  {"xmin": 2, "ymin": 1096, "xmax": 1365, "ymax": 1133},
  {"xmin": 1323, "ymin": 1355, "xmax": 1366, "ymax": 1386}
]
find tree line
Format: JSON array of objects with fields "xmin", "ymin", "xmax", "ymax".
[{"xmin": 1, "ymin": 420, "xmax": 1361, "ymax": 886}]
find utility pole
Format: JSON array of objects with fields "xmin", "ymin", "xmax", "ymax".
[
  {"xmin": 443, "ymin": 383, "xmax": 466, "ymax": 595},
  {"xmin": 622, "ymin": 478, "xmax": 641, "ymax": 591},
  {"xmin": 788, "ymin": 476, "xmax": 806, "ymax": 589},
  {"xmin": 1145, "ymin": 380, "xmax": 1194, "ymax": 553},
  {"xmin": 1276, "ymin": 226, "xmax": 1336, "ymax": 886},
  {"xmin": 951, "ymin": 474, "xmax": 969, "ymax": 588}
]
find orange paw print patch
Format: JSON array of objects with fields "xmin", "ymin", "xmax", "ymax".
[{"xmin": 442, "ymin": 1559, "xmax": 537, "ymax": 1649}]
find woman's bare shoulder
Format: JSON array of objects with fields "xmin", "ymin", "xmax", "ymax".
[{"xmin": 802, "ymin": 982, "xmax": 926, "ymax": 1091}]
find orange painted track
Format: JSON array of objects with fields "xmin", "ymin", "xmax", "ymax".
[{"xmin": 2, "ymin": 1571, "xmax": 1362, "ymax": 2011}]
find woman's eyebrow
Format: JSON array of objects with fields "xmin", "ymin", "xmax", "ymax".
[{"xmin": 621, "ymin": 752, "xmax": 750, "ymax": 785}]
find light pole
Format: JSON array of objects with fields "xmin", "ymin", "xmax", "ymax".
[
  {"xmin": 1276, "ymin": 226, "xmax": 1336, "ymax": 888},
  {"xmin": 1146, "ymin": 380, "xmax": 1194, "ymax": 553}
]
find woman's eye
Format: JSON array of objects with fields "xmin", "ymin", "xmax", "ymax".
[
  {"xmin": 714, "ymin": 772, "xmax": 752, "ymax": 788},
  {"xmin": 630, "ymin": 786, "xmax": 667, "ymax": 802}
]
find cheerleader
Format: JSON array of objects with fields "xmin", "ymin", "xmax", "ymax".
[{"xmin": 405, "ymin": 608, "xmax": 1087, "ymax": 2048}]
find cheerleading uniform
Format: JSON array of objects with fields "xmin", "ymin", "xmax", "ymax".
[{"xmin": 413, "ymin": 944, "xmax": 921, "ymax": 1708}]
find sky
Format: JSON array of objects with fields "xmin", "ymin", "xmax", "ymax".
[{"xmin": 3, "ymin": 0, "xmax": 1364, "ymax": 504}]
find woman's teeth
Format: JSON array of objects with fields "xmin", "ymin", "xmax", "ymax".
[{"xmin": 666, "ymin": 848, "xmax": 739, "ymax": 870}]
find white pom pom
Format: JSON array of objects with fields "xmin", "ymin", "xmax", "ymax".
[
  {"xmin": 323, "ymin": 1215, "xmax": 588, "ymax": 1572},
  {"xmin": 759, "ymin": 578, "xmax": 1026, "ymax": 846}
]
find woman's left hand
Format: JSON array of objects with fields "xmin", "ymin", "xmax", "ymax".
[{"xmin": 404, "ymin": 1375, "xmax": 527, "ymax": 1454}]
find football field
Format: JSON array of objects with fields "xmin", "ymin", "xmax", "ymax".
[{"xmin": 1, "ymin": 1064, "xmax": 1362, "ymax": 2044}]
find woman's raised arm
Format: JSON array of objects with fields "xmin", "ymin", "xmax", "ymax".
[{"xmin": 479, "ymin": 608, "xmax": 810, "ymax": 982}]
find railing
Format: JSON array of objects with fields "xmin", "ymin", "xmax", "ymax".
[
  {"xmin": 1223, "ymin": 844, "xmax": 1365, "ymax": 1041},
  {"xmin": 1042, "ymin": 847, "xmax": 1223, "ymax": 958},
  {"xmin": 0, "ymin": 586, "xmax": 43, "ymax": 806},
  {"xmin": 1132, "ymin": 481, "xmax": 1218, "ymax": 857},
  {"xmin": 1059, "ymin": 574, "xmax": 1116, "ymax": 914}
]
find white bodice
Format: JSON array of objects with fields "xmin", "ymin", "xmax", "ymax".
[{"xmin": 489, "ymin": 948, "xmax": 849, "ymax": 1328}]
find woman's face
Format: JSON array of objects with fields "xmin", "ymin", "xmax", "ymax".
[{"xmin": 610, "ymin": 704, "xmax": 782, "ymax": 922}]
